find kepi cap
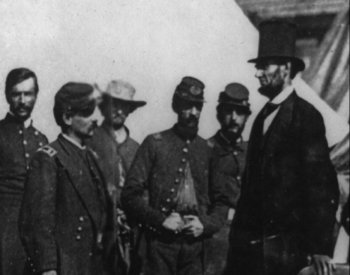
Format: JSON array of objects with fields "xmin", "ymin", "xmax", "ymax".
[
  {"xmin": 174, "ymin": 76, "xmax": 205, "ymax": 103},
  {"xmin": 218, "ymin": 83, "xmax": 251, "ymax": 114},
  {"xmin": 54, "ymin": 82, "xmax": 96, "ymax": 115}
]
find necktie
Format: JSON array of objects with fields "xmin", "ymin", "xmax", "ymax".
[{"xmin": 261, "ymin": 102, "xmax": 279, "ymax": 120}]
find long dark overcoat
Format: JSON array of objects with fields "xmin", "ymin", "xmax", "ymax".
[{"xmin": 227, "ymin": 92, "xmax": 339, "ymax": 275}]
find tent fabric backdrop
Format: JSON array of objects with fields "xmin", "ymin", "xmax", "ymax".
[
  {"xmin": 302, "ymin": 6, "xmax": 349, "ymax": 208},
  {"xmin": 302, "ymin": 6, "xmax": 349, "ymax": 264},
  {"xmin": 303, "ymin": 6, "xmax": 349, "ymax": 120}
]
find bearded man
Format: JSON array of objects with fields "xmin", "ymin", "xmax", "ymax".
[
  {"xmin": 224, "ymin": 20, "xmax": 339, "ymax": 275},
  {"xmin": 121, "ymin": 76, "xmax": 226, "ymax": 275}
]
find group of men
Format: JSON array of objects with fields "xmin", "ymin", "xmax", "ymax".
[{"xmin": 0, "ymin": 20, "xmax": 341, "ymax": 275}]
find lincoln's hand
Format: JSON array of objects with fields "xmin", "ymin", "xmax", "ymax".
[{"xmin": 311, "ymin": 254, "xmax": 336, "ymax": 275}]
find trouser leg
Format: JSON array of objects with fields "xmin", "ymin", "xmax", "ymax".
[
  {"xmin": 223, "ymin": 243, "xmax": 263, "ymax": 275},
  {"xmin": 145, "ymin": 238, "xmax": 179, "ymax": 275},
  {"xmin": 178, "ymin": 240, "xmax": 203, "ymax": 275}
]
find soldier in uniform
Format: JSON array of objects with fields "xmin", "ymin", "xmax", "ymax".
[
  {"xmin": 19, "ymin": 82, "xmax": 113, "ymax": 275},
  {"xmin": 88, "ymin": 80, "xmax": 146, "ymax": 274},
  {"xmin": 0, "ymin": 68, "xmax": 48, "ymax": 275},
  {"xmin": 205, "ymin": 83, "xmax": 251, "ymax": 275},
  {"xmin": 224, "ymin": 21, "xmax": 339, "ymax": 275},
  {"xmin": 121, "ymin": 76, "xmax": 227, "ymax": 275}
]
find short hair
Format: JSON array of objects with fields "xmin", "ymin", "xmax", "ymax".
[
  {"xmin": 53, "ymin": 104, "xmax": 70, "ymax": 132},
  {"xmin": 5, "ymin": 68, "xmax": 39, "ymax": 102}
]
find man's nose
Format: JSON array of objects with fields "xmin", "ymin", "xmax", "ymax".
[
  {"xmin": 232, "ymin": 110, "xmax": 238, "ymax": 120},
  {"xmin": 19, "ymin": 93, "xmax": 26, "ymax": 103},
  {"xmin": 190, "ymin": 106, "xmax": 199, "ymax": 115},
  {"xmin": 91, "ymin": 107, "xmax": 101, "ymax": 122},
  {"xmin": 255, "ymin": 69, "xmax": 263, "ymax": 78}
]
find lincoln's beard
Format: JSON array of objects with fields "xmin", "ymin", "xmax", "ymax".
[{"xmin": 258, "ymin": 82, "xmax": 283, "ymax": 100}]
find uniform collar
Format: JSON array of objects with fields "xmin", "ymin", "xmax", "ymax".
[
  {"xmin": 215, "ymin": 130, "xmax": 243, "ymax": 152},
  {"xmin": 270, "ymin": 84, "xmax": 294, "ymax": 105},
  {"xmin": 62, "ymin": 133, "xmax": 86, "ymax": 150},
  {"xmin": 173, "ymin": 123, "xmax": 198, "ymax": 142},
  {"xmin": 6, "ymin": 112, "xmax": 33, "ymax": 128}
]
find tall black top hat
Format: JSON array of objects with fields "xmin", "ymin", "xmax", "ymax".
[{"xmin": 248, "ymin": 20, "xmax": 305, "ymax": 72}]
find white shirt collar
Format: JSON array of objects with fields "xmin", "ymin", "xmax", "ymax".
[
  {"xmin": 62, "ymin": 134, "xmax": 86, "ymax": 150},
  {"xmin": 270, "ymin": 84, "xmax": 294, "ymax": 105},
  {"xmin": 8, "ymin": 111, "xmax": 33, "ymax": 128},
  {"xmin": 114, "ymin": 126, "xmax": 128, "ymax": 144},
  {"xmin": 24, "ymin": 118, "xmax": 32, "ymax": 128}
]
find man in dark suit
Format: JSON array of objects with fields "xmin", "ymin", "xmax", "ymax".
[
  {"xmin": 19, "ymin": 82, "xmax": 113, "ymax": 275},
  {"xmin": 0, "ymin": 68, "xmax": 48, "ymax": 275},
  {"xmin": 121, "ymin": 76, "xmax": 227, "ymax": 275},
  {"xmin": 88, "ymin": 80, "xmax": 146, "ymax": 274},
  {"xmin": 224, "ymin": 21, "xmax": 339, "ymax": 275}
]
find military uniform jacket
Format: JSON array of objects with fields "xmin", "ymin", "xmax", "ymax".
[
  {"xmin": 0, "ymin": 113, "xmax": 47, "ymax": 198},
  {"xmin": 0, "ymin": 113, "xmax": 47, "ymax": 275},
  {"xmin": 19, "ymin": 135, "xmax": 112, "ymax": 274},
  {"xmin": 88, "ymin": 122, "xmax": 139, "ymax": 205},
  {"xmin": 208, "ymin": 131, "xmax": 247, "ymax": 209},
  {"xmin": 231, "ymin": 92, "xmax": 339, "ymax": 256},
  {"xmin": 121, "ymin": 126, "xmax": 227, "ymax": 237}
]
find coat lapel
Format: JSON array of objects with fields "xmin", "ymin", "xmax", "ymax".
[
  {"xmin": 53, "ymin": 136, "xmax": 101, "ymax": 228},
  {"xmin": 262, "ymin": 92, "xmax": 297, "ymax": 157}
]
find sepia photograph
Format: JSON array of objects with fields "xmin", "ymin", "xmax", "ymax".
[{"xmin": 0, "ymin": 0, "xmax": 349, "ymax": 274}]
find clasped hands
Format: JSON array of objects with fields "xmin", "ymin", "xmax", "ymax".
[{"xmin": 162, "ymin": 212, "xmax": 203, "ymax": 237}]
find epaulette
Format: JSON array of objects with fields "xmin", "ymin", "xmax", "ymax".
[
  {"xmin": 152, "ymin": 132, "xmax": 162, "ymax": 140},
  {"xmin": 37, "ymin": 145, "xmax": 57, "ymax": 157},
  {"xmin": 207, "ymin": 139, "xmax": 215, "ymax": 148}
]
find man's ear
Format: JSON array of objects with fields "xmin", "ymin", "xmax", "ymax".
[
  {"xmin": 62, "ymin": 112, "xmax": 73, "ymax": 126},
  {"xmin": 285, "ymin": 61, "xmax": 292, "ymax": 78}
]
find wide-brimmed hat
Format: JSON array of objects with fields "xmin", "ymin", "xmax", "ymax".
[
  {"xmin": 218, "ymin": 83, "xmax": 251, "ymax": 114},
  {"xmin": 103, "ymin": 80, "xmax": 146, "ymax": 108},
  {"xmin": 248, "ymin": 20, "xmax": 305, "ymax": 72},
  {"xmin": 173, "ymin": 76, "xmax": 205, "ymax": 103}
]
